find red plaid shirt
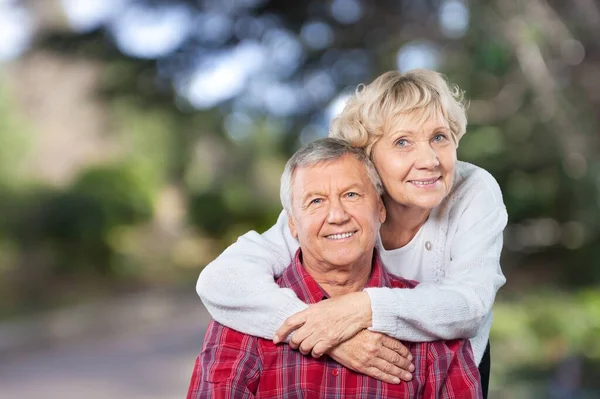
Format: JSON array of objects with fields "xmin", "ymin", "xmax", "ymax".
[{"xmin": 187, "ymin": 250, "xmax": 482, "ymax": 398}]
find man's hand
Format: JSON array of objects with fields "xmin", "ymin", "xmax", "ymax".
[
  {"xmin": 329, "ymin": 330, "xmax": 414, "ymax": 384},
  {"xmin": 273, "ymin": 291, "xmax": 371, "ymax": 357}
]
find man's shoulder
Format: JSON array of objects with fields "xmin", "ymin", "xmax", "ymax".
[
  {"xmin": 275, "ymin": 263, "xmax": 295, "ymax": 288},
  {"xmin": 385, "ymin": 272, "xmax": 419, "ymax": 289},
  {"xmin": 204, "ymin": 320, "xmax": 258, "ymax": 348}
]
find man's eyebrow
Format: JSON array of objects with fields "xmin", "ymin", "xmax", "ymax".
[
  {"xmin": 300, "ymin": 190, "xmax": 326, "ymax": 203},
  {"xmin": 343, "ymin": 183, "xmax": 364, "ymax": 192}
]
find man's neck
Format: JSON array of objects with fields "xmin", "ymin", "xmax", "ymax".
[{"xmin": 302, "ymin": 251, "xmax": 373, "ymax": 298}]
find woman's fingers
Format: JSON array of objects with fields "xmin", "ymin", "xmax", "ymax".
[
  {"xmin": 289, "ymin": 326, "xmax": 312, "ymax": 350},
  {"xmin": 274, "ymin": 293, "xmax": 369, "ymax": 348},
  {"xmin": 310, "ymin": 340, "xmax": 332, "ymax": 358},
  {"xmin": 273, "ymin": 312, "xmax": 307, "ymax": 344}
]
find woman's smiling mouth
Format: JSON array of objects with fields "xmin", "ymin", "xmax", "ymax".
[{"xmin": 408, "ymin": 177, "xmax": 441, "ymax": 187}]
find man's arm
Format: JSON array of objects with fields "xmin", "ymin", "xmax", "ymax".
[
  {"xmin": 423, "ymin": 340, "xmax": 482, "ymax": 399},
  {"xmin": 186, "ymin": 321, "xmax": 262, "ymax": 399}
]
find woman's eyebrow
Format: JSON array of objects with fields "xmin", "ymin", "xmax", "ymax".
[
  {"xmin": 389, "ymin": 128, "xmax": 417, "ymax": 136},
  {"xmin": 392, "ymin": 126, "xmax": 448, "ymax": 135}
]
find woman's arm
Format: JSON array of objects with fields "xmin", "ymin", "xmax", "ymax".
[
  {"xmin": 366, "ymin": 177, "xmax": 508, "ymax": 342},
  {"xmin": 196, "ymin": 210, "xmax": 307, "ymax": 339}
]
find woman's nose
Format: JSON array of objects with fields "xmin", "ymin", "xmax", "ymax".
[{"xmin": 414, "ymin": 143, "xmax": 440, "ymax": 169}]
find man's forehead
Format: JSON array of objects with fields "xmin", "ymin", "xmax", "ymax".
[{"xmin": 292, "ymin": 156, "xmax": 372, "ymax": 193}]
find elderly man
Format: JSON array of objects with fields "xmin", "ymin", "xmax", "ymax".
[{"xmin": 186, "ymin": 138, "xmax": 482, "ymax": 398}]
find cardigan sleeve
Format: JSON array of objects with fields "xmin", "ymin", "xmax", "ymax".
[
  {"xmin": 365, "ymin": 171, "xmax": 508, "ymax": 341},
  {"xmin": 196, "ymin": 210, "xmax": 307, "ymax": 339}
]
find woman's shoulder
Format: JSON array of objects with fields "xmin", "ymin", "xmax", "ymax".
[{"xmin": 445, "ymin": 161, "xmax": 505, "ymax": 211}]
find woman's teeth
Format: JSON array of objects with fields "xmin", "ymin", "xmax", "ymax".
[
  {"xmin": 326, "ymin": 232, "xmax": 355, "ymax": 240},
  {"xmin": 410, "ymin": 179, "xmax": 438, "ymax": 186}
]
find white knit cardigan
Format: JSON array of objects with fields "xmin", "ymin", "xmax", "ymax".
[{"xmin": 196, "ymin": 161, "xmax": 508, "ymax": 364}]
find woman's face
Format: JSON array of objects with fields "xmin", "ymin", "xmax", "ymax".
[{"xmin": 371, "ymin": 113, "xmax": 457, "ymax": 211}]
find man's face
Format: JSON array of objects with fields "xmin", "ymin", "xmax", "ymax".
[{"xmin": 288, "ymin": 154, "xmax": 386, "ymax": 270}]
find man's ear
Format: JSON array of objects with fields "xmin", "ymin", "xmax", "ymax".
[
  {"xmin": 378, "ymin": 197, "xmax": 386, "ymax": 224},
  {"xmin": 288, "ymin": 214, "xmax": 298, "ymax": 238}
]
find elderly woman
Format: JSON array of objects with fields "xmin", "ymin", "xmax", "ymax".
[{"xmin": 196, "ymin": 69, "xmax": 507, "ymax": 398}]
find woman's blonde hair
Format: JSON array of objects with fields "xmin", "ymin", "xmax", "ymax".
[{"xmin": 329, "ymin": 69, "xmax": 468, "ymax": 155}]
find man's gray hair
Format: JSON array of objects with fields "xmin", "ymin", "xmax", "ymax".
[{"xmin": 280, "ymin": 138, "xmax": 384, "ymax": 215}]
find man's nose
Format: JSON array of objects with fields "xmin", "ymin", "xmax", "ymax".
[
  {"xmin": 326, "ymin": 199, "xmax": 350, "ymax": 224},
  {"xmin": 414, "ymin": 142, "xmax": 440, "ymax": 169}
]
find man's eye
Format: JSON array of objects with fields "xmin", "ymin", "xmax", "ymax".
[
  {"xmin": 309, "ymin": 198, "xmax": 323, "ymax": 205},
  {"xmin": 346, "ymin": 192, "xmax": 359, "ymax": 198}
]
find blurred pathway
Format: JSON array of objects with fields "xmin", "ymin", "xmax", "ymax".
[{"xmin": 0, "ymin": 290, "xmax": 211, "ymax": 399}]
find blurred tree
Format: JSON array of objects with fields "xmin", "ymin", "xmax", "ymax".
[{"xmin": 0, "ymin": 0, "xmax": 599, "ymax": 306}]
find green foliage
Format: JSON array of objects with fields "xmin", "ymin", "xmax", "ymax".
[
  {"xmin": 0, "ymin": 75, "xmax": 32, "ymax": 185},
  {"xmin": 189, "ymin": 190, "xmax": 280, "ymax": 240},
  {"xmin": 476, "ymin": 40, "xmax": 513, "ymax": 76},
  {"xmin": 492, "ymin": 290, "xmax": 600, "ymax": 390},
  {"xmin": 48, "ymin": 163, "xmax": 154, "ymax": 273},
  {"xmin": 1, "ymin": 163, "xmax": 156, "ymax": 276}
]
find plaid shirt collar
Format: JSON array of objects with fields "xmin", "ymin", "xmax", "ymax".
[{"xmin": 279, "ymin": 248, "xmax": 403, "ymax": 304}]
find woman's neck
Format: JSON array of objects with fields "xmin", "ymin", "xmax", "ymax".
[{"xmin": 380, "ymin": 196, "xmax": 431, "ymax": 250}]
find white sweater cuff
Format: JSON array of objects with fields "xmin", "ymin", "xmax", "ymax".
[
  {"xmin": 364, "ymin": 287, "xmax": 399, "ymax": 336},
  {"xmin": 265, "ymin": 296, "xmax": 309, "ymax": 340}
]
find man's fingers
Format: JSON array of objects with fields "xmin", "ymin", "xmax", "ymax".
[
  {"xmin": 370, "ymin": 358, "xmax": 403, "ymax": 378},
  {"xmin": 274, "ymin": 313, "xmax": 306, "ymax": 344},
  {"xmin": 364, "ymin": 366, "xmax": 401, "ymax": 385},
  {"xmin": 370, "ymin": 358, "xmax": 413, "ymax": 382},
  {"xmin": 378, "ymin": 347, "xmax": 415, "ymax": 373},
  {"xmin": 381, "ymin": 337, "xmax": 413, "ymax": 361}
]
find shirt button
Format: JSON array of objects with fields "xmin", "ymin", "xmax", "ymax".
[
  {"xmin": 425, "ymin": 241, "xmax": 432, "ymax": 250},
  {"xmin": 332, "ymin": 369, "xmax": 339, "ymax": 376}
]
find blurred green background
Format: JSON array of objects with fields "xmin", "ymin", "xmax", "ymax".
[{"xmin": 0, "ymin": 0, "xmax": 599, "ymax": 397}]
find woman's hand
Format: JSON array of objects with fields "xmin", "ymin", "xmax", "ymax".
[
  {"xmin": 273, "ymin": 292, "xmax": 372, "ymax": 357},
  {"xmin": 329, "ymin": 330, "xmax": 414, "ymax": 384}
]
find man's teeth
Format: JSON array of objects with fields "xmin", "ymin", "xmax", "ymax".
[{"xmin": 326, "ymin": 232, "xmax": 355, "ymax": 240}]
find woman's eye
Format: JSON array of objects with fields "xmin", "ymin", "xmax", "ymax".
[
  {"xmin": 433, "ymin": 133, "xmax": 448, "ymax": 142},
  {"xmin": 395, "ymin": 139, "xmax": 409, "ymax": 147}
]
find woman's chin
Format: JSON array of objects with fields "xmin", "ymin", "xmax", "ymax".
[{"xmin": 407, "ymin": 193, "xmax": 446, "ymax": 210}]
